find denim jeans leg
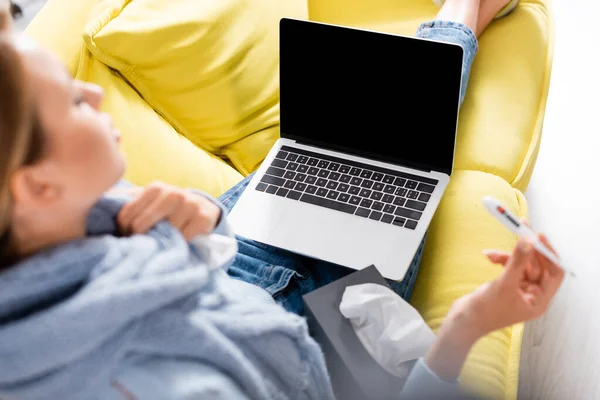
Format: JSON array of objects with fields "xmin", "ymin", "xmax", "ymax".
[{"xmin": 218, "ymin": 173, "xmax": 255, "ymax": 213}]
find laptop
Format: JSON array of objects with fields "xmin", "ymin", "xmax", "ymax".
[{"xmin": 228, "ymin": 18, "xmax": 463, "ymax": 280}]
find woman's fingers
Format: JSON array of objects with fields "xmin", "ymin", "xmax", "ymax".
[
  {"xmin": 130, "ymin": 190, "xmax": 180, "ymax": 233},
  {"xmin": 118, "ymin": 187, "xmax": 160, "ymax": 231},
  {"xmin": 483, "ymin": 250, "xmax": 510, "ymax": 265},
  {"xmin": 181, "ymin": 216, "xmax": 211, "ymax": 241},
  {"xmin": 525, "ymin": 253, "xmax": 543, "ymax": 282},
  {"xmin": 168, "ymin": 200, "xmax": 197, "ymax": 230},
  {"xmin": 538, "ymin": 233, "xmax": 559, "ymax": 257}
]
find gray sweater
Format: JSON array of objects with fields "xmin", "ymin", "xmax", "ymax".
[{"xmin": 0, "ymin": 190, "xmax": 460, "ymax": 399}]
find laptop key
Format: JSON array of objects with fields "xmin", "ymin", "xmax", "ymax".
[
  {"xmin": 349, "ymin": 196, "xmax": 361, "ymax": 205},
  {"xmin": 256, "ymin": 183, "xmax": 268, "ymax": 192},
  {"xmin": 327, "ymin": 163, "xmax": 340, "ymax": 172},
  {"xmin": 338, "ymin": 183, "xmax": 350, "ymax": 193},
  {"xmin": 372, "ymin": 201, "xmax": 384, "ymax": 211},
  {"xmin": 359, "ymin": 189, "xmax": 372, "ymax": 198},
  {"xmin": 297, "ymin": 156, "xmax": 309, "ymax": 164},
  {"xmin": 395, "ymin": 207, "xmax": 422, "ymax": 221},
  {"xmin": 305, "ymin": 185, "xmax": 317, "ymax": 194},
  {"xmin": 327, "ymin": 191, "xmax": 339, "ymax": 200},
  {"xmin": 418, "ymin": 192, "xmax": 431, "ymax": 202},
  {"xmin": 360, "ymin": 170, "xmax": 373, "ymax": 179},
  {"xmin": 287, "ymin": 162, "xmax": 299, "ymax": 171},
  {"xmin": 276, "ymin": 188, "xmax": 289, "ymax": 197},
  {"xmin": 284, "ymin": 171, "xmax": 295, "ymax": 179},
  {"xmin": 339, "ymin": 165, "xmax": 351, "ymax": 174},
  {"xmin": 307, "ymin": 158, "xmax": 319, "ymax": 166},
  {"xmin": 405, "ymin": 180, "xmax": 418, "ymax": 189},
  {"xmin": 395, "ymin": 188, "xmax": 408, "ymax": 197},
  {"xmin": 361, "ymin": 180, "xmax": 374, "ymax": 189},
  {"xmin": 338, "ymin": 193, "xmax": 350, "ymax": 202},
  {"xmin": 393, "ymin": 217, "xmax": 406, "ymax": 227},
  {"xmin": 381, "ymin": 214, "xmax": 394, "ymax": 223},
  {"xmin": 295, "ymin": 183, "xmax": 307, "ymax": 192},
  {"xmin": 373, "ymin": 182, "xmax": 385, "ymax": 192},
  {"xmin": 407, "ymin": 190, "xmax": 419, "ymax": 199},
  {"xmin": 348, "ymin": 186, "xmax": 360, "ymax": 195},
  {"xmin": 272, "ymin": 159, "xmax": 288, "ymax": 169},
  {"xmin": 275, "ymin": 151, "xmax": 288, "ymax": 160},
  {"xmin": 266, "ymin": 166, "xmax": 285, "ymax": 177},
  {"xmin": 329, "ymin": 172, "xmax": 341, "ymax": 181},
  {"xmin": 339, "ymin": 175, "xmax": 351, "ymax": 183},
  {"xmin": 284, "ymin": 180, "xmax": 296, "ymax": 190},
  {"xmin": 326, "ymin": 181, "xmax": 339, "ymax": 190},
  {"xmin": 349, "ymin": 167, "xmax": 361, "ymax": 176},
  {"xmin": 394, "ymin": 177, "xmax": 407, "ymax": 187},
  {"xmin": 307, "ymin": 167, "xmax": 319, "ymax": 175},
  {"xmin": 317, "ymin": 160, "xmax": 330, "ymax": 169},
  {"xmin": 294, "ymin": 173, "xmax": 307, "ymax": 182},
  {"xmin": 286, "ymin": 153, "xmax": 298, "ymax": 162},
  {"xmin": 261, "ymin": 174, "xmax": 285, "ymax": 187},
  {"xmin": 417, "ymin": 183, "xmax": 436, "ymax": 194},
  {"xmin": 355, "ymin": 207, "xmax": 370, "ymax": 218},
  {"xmin": 393, "ymin": 197, "xmax": 406, "ymax": 207},
  {"xmin": 372, "ymin": 173, "xmax": 384, "ymax": 182},
  {"xmin": 384, "ymin": 185, "xmax": 395, "ymax": 194},
  {"xmin": 305, "ymin": 176, "xmax": 317, "ymax": 185},
  {"xmin": 405, "ymin": 200, "xmax": 427, "ymax": 211},
  {"xmin": 297, "ymin": 165, "xmax": 309, "ymax": 173},
  {"xmin": 382, "ymin": 194, "xmax": 394, "ymax": 203},
  {"xmin": 316, "ymin": 188, "xmax": 328, "ymax": 197},
  {"xmin": 360, "ymin": 198, "xmax": 373, "ymax": 208},
  {"xmin": 318, "ymin": 170, "xmax": 330, "ymax": 178},
  {"xmin": 383, "ymin": 175, "xmax": 394, "ymax": 184},
  {"xmin": 300, "ymin": 193, "xmax": 357, "ymax": 214},
  {"xmin": 383, "ymin": 204, "xmax": 395, "ymax": 214},
  {"xmin": 371, "ymin": 191, "xmax": 382, "ymax": 201},
  {"xmin": 405, "ymin": 220, "xmax": 418, "ymax": 230},
  {"xmin": 316, "ymin": 178, "xmax": 328, "ymax": 187},
  {"xmin": 266, "ymin": 185, "xmax": 279, "ymax": 194},
  {"xmin": 350, "ymin": 177, "xmax": 362, "ymax": 186},
  {"xmin": 369, "ymin": 211, "xmax": 382, "ymax": 221}
]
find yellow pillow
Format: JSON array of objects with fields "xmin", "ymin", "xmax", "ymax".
[
  {"xmin": 76, "ymin": 51, "xmax": 244, "ymax": 197},
  {"xmin": 82, "ymin": 0, "xmax": 308, "ymax": 176}
]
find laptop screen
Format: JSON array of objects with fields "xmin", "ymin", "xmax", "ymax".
[{"xmin": 279, "ymin": 18, "xmax": 463, "ymax": 175}]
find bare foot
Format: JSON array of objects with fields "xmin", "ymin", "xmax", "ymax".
[
  {"xmin": 435, "ymin": 0, "xmax": 481, "ymax": 36},
  {"xmin": 476, "ymin": 0, "xmax": 510, "ymax": 36}
]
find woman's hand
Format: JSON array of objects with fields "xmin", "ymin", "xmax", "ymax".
[
  {"xmin": 424, "ymin": 232, "xmax": 565, "ymax": 382},
  {"xmin": 116, "ymin": 182, "xmax": 221, "ymax": 240},
  {"xmin": 466, "ymin": 233, "xmax": 565, "ymax": 336}
]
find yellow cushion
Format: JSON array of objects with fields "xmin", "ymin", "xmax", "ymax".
[
  {"xmin": 76, "ymin": 52, "xmax": 244, "ymax": 197},
  {"xmin": 410, "ymin": 170, "xmax": 527, "ymax": 400},
  {"xmin": 25, "ymin": 0, "xmax": 97, "ymax": 75},
  {"xmin": 81, "ymin": 0, "xmax": 308, "ymax": 176},
  {"xmin": 307, "ymin": 0, "xmax": 553, "ymax": 191}
]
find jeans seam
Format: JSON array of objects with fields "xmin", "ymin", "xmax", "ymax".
[{"xmin": 416, "ymin": 20, "xmax": 479, "ymax": 54}]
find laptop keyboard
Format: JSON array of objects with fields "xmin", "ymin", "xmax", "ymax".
[{"xmin": 255, "ymin": 146, "xmax": 438, "ymax": 230}]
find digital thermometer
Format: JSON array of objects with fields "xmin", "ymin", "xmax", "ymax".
[{"xmin": 482, "ymin": 196, "xmax": 575, "ymax": 278}]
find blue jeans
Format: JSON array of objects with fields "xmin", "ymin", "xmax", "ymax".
[{"xmin": 219, "ymin": 21, "xmax": 478, "ymax": 316}]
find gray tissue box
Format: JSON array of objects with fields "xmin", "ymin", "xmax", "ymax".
[{"xmin": 302, "ymin": 265, "xmax": 416, "ymax": 400}]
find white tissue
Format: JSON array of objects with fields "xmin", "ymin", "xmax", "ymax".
[{"xmin": 339, "ymin": 283, "xmax": 436, "ymax": 378}]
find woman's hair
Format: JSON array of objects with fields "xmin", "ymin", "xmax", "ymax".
[{"xmin": 0, "ymin": 5, "xmax": 45, "ymax": 265}]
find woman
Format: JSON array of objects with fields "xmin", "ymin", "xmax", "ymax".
[{"xmin": 0, "ymin": 0, "xmax": 564, "ymax": 398}]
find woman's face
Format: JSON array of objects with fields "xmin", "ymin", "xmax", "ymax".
[{"xmin": 15, "ymin": 36, "xmax": 125, "ymax": 208}]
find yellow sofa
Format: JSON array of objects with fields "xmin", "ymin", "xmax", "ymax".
[{"xmin": 25, "ymin": 0, "xmax": 553, "ymax": 398}]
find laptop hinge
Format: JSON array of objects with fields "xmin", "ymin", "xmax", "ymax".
[{"xmin": 292, "ymin": 139, "xmax": 433, "ymax": 174}]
